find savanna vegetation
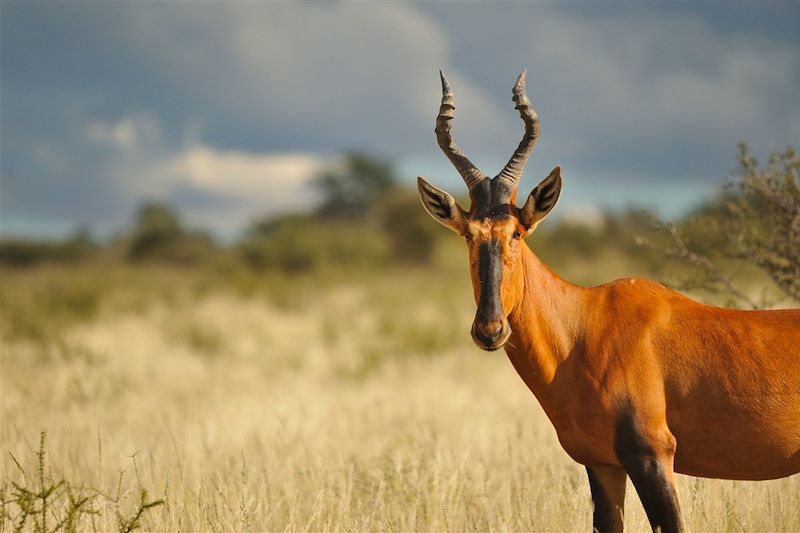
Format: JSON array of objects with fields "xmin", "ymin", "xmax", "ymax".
[{"xmin": 1, "ymin": 147, "xmax": 798, "ymax": 531}]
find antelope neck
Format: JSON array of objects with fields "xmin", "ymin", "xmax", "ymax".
[{"xmin": 505, "ymin": 244, "xmax": 585, "ymax": 396}]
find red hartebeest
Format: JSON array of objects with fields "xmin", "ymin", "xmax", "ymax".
[{"xmin": 417, "ymin": 70, "xmax": 800, "ymax": 533}]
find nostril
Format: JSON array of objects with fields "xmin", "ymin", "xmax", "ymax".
[
  {"xmin": 472, "ymin": 319, "xmax": 509, "ymax": 351},
  {"xmin": 476, "ymin": 321, "xmax": 503, "ymax": 340}
]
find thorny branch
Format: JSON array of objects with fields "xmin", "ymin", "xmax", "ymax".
[
  {"xmin": 637, "ymin": 221, "xmax": 762, "ymax": 310},
  {"xmin": 638, "ymin": 144, "xmax": 799, "ymax": 310}
]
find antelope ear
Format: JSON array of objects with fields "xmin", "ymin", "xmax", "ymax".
[
  {"xmin": 519, "ymin": 166, "xmax": 562, "ymax": 233},
  {"xmin": 417, "ymin": 176, "xmax": 467, "ymax": 233}
]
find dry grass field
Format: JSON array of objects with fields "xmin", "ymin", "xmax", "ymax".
[{"xmin": 1, "ymin": 258, "xmax": 799, "ymax": 532}]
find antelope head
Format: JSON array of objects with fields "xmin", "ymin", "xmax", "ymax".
[{"xmin": 418, "ymin": 70, "xmax": 562, "ymax": 351}]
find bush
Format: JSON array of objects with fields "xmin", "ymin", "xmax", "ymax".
[
  {"xmin": 239, "ymin": 214, "xmax": 389, "ymax": 273},
  {"xmin": 1, "ymin": 433, "xmax": 164, "ymax": 533},
  {"xmin": 641, "ymin": 144, "xmax": 800, "ymax": 308},
  {"xmin": 126, "ymin": 202, "xmax": 219, "ymax": 265},
  {"xmin": 375, "ymin": 188, "xmax": 441, "ymax": 265},
  {"xmin": 315, "ymin": 152, "xmax": 396, "ymax": 218},
  {"xmin": 725, "ymin": 144, "xmax": 800, "ymax": 301},
  {"xmin": 0, "ymin": 232, "xmax": 96, "ymax": 267}
]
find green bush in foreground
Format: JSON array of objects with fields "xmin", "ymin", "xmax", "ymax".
[{"xmin": 1, "ymin": 433, "xmax": 163, "ymax": 533}]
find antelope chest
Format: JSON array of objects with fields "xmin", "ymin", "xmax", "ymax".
[{"xmin": 535, "ymin": 391, "xmax": 622, "ymax": 467}]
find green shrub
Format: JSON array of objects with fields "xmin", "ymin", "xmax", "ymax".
[
  {"xmin": 0, "ymin": 233, "xmax": 96, "ymax": 267},
  {"xmin": 1, "ymin": 433, "xmax": 164, "ymax": 533},
  {"xmin": 375, "ymin": 189, "xmax": 442, "ymax": 265},
  {"xmin": 240, "ymin": 214, "xmax": 389, "ymax": 273},
  {"xmin": 126, "ymin": 202, "xmax": 219, "ymax": 265}
]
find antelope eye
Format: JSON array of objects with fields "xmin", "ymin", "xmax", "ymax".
[
  {"xmin": 464, "ymin": 233, "xmax": 472, "ymax": 242},
  {"xmin": 512, "ymin": 231, "xmax": 522, "ymax": 240}
]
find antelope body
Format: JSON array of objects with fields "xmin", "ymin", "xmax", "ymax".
[{"xmin": 417, "ymin": 70, "xmax": 800, "ymax": 533}]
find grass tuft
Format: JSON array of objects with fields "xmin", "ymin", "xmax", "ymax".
[{"xmin": 1, "ymin": 433, "xmax": 163, "ymax": 533}]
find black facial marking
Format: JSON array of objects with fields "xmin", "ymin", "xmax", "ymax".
[
  {"xmin": 469, "ymin": 180, "xmax": 492, "ymax": 218},
  {"xmin": 423, "ymin": 188, "xmax": 452, "ymax": 219},
  {"xmin": 490, "ymin": 179, "xmax": 516, "ymax": 208},
  {"xmin": 471, "ymin": 179, "xmax": 519, "ymax": 220},
  {"xmin": 468, "ymin": 169, "xmax": 561, "ymax": 222},
  {"xmin": 614, "ymin": 401, "xmax": 683, "ymax": 533},
  {"xmin": 489, "ymin": 204, "xmax": 515, "ymax": 217},
  {"xmin": 477, "ymin": 239, "xmax": 504, "ymax": 322}
]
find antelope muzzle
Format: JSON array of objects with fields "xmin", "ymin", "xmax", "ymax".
[
  {"xmin": 471, "ymin": 316, "xmax": 511, "ymax": 351},
  {"xmin": 471, "ymin": 239, "xmax": 512, "ymax": 351}
]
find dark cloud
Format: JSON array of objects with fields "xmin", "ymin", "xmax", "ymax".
[{"xmin": 1, "ymin": 2, "xmax": 798, "ymax": 237}]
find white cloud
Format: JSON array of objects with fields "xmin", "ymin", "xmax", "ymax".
[
  {"xmin": 85, "ymin": 114, "xmax": 161, "ymax": 153},
  {"xmin": 89, "ymin": 113, "xmax": 329, "ymax": 232},
  {"xmin": 155, "ymin": 147, "xmax": 323, "ymax": 199},
  {"xmin": 151, "ymin": 145, "xmax": 327, "ymax": 231},
  {"xmin": 558, "ymin": 205, "xmax": 605, "ymax": 227}
]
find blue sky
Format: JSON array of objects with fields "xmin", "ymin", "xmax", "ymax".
[{"xmin": 2, "ymin": 2, "xmax": 798, "ymax": 239}]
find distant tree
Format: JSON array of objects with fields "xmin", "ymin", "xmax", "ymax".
[
  {"xmin": 376, "ymin": 189, "xmax": 440, "ymax": 265},
  {"xmin": 60, "ymin": 226, "xmax": 97, "ymax": 260},
  {"xmin": 0, "ymin": 228, "xmax": 96, "ymax": 267},
  {"xmin": 128, "ymin": 202, "xmax": 183, "ymax": 260},
  {"xmin": 315, "ymin": 152, "xmax": 396, "ymax": 218},
  {"xmin": 133, "ymin": 202, "xmax": 182, "ymax": 237},
  {"xmin": 127, "ymin": 202, "xmax": 217, "ymax": 264},
  {"xmin": 239, "ymin": 213, "xmax": 389, "ymax": 272},
  {"xmin": 640, "ymin": 144, "xmax": 800, "ymax": 308}
]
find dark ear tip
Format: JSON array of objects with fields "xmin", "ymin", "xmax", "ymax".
[{"xmin": 549, "ymin": 166, "xmax": 563, "ymax": 185}]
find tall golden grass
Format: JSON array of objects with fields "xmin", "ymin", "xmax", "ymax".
[{"xmin": 2, "ymin": 259, "xmax": 798, "ymax": 531}]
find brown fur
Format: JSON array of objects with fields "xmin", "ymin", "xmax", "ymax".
[
  {"xmin": 499, "ymin": 241, "xmax": 800, "ymax": 481},
  {"xmin": 423, "ymin": 205, "xmax": 800, "ymax": 531},
  {"xmin": 419, "ymin": 71, "xmax": 799, "ymax": 531},
  {"xmin": 449, "ymin": 211, "xmax": 800, "ymax": 482}
]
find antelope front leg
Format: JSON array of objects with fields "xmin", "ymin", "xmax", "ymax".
[
  {"xmin": 614, "ymin": 412, "xmax": 683, "ymax": 533},
  {"xmin": 586, "ymin": 464, "xmax": 626, "ymax": 533}
]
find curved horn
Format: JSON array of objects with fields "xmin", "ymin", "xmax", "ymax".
[
  {"xmin": 497, "ymin": 69, "xmax": 540, "ymax": 191},
  {"xmin": 435, "ymin": 71, "xmax": 488, "ymax": 190}
]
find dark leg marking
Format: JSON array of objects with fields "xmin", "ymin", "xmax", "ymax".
[
  {"xmin": 586, "ymin": 465, "xmax": 626, "ymax": 533},
  {"xmin": 614, "ymin": 405, "xmax": 683, "ymax": 533}
]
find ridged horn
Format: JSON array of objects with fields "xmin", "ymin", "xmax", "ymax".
[
  {"xmin": 496, "ymin": 69, "xmax": 540, "ymax": 195},
  {"xmin": 435, "ymin": 70, "xmax": 488, "ymax": 191}
]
